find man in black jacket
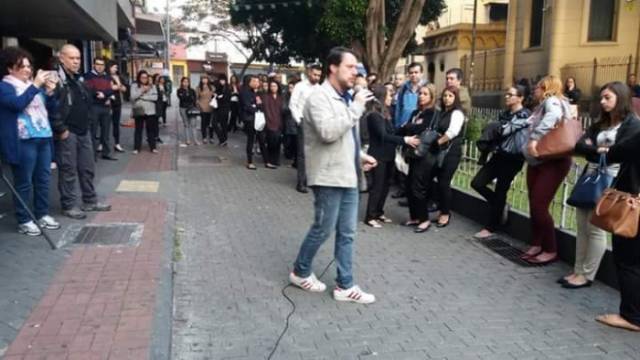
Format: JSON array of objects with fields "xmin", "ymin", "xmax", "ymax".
[{"xmin": 50, "ymin": 44, "xmax": 111, "ymax": 219}]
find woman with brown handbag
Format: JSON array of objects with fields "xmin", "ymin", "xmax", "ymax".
[
  {"xmin": 594, "ymin": 82, "xmax": 640, "ymax": 332},
  {"xmin": 561, "ymin": 82, "xmax": 627, "ymax": 289},
  {"xmin": 521, "ymin": 75, "xmax": 573, "ymax": 265}
]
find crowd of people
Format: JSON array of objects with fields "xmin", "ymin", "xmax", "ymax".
[{"xmin": 1, "ymin": 43, "xmax": 640, "ymax": 331}]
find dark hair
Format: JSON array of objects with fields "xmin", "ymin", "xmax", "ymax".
[
  {"xmin": 136, "ymin": 70, "xmax": 150, "ymax": 84},
  {"xmin": 597, "ymin": 81, "xmax": 632, "ymax": 128},
  {"xmin": 446, "ymin": 68, "xmax": 464, "ymax": 82},
  {"xmin": 243, "ymin": 74, "xmax": 258, "ymax": 86},
  {"xmin": 366, "ymin": 85, "xmax": 391, "ymax": 119},
  {"xmin": 408, "ymin": 62, "xmax": 423, "ymax": 72},
  {"xmin": 288, "ymin": 75, "xmax": 300, "ymax": 85},
  {"xmin": 564, "ymin": 76, "xmax": 577, "ymax": 91},
  {"xmin": 217, "ymin": 74, "xmax": 228, "ymax": 83},
  {"xmin": 0, "ymin": 46, "xmax": 33, "ymax": 78},
  {"xmin": 509, "ymin": 84, "xmax": 527, "ymax": 98},
  {"xmin": 93, "ymin": 56, "xmax": 106, "ymax": 64},
  {"xmin": 308, "ymin": 63, "xmax": 322, "ymax": 71},
  {"xmin": 355, "ymin": 73, "xmax": 365, "ymax": 78},
  {"xmin": 152, "ymin": 73, "xmax": 160, "ymax": 84},
  {"xmin": 230, "ymin": 74, "xmax": 238, "ymax": 84},
  {"xmin": 326, "ymin": 46, "xmax": 357, "ymax": 75},
  {"xmin": 180, "ymin": 76, "xmax": 190, "ymax": 88},
  {"xmin": 267, "ymin": 79, "xmax": 281, "ymax": 94},
  {"xmin": 107, "ymin": 60, "xmax": 118, "ymax": 73},
  {"xmin": 198, "ymin": 76, "xmax": 212, "ymax": 91},
  {"xmin": 440, "ymin": 86, "xmax": 462, "ymax": 112}
]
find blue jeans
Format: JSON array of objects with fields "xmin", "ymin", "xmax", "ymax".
[
  {"xmin": 11, "ymin": 138, "xmax": 52, "ymax": 224},
  {"xmin": 294, "ymin": 186, "xmax": 359, "ymax": 289}
]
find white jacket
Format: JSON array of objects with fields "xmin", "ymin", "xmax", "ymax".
[{"xmin": 303, "ymin": 81, "xmax": 365, "ymax": 188}]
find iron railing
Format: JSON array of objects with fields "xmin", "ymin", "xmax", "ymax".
[{"xmin": 453, "ymin": 108, "xmax": 596, "ymax": 234}]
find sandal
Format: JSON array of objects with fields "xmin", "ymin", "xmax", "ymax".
[{"xmin": 365, "ymin": 219, "xmax": 383, "ymax": 228}]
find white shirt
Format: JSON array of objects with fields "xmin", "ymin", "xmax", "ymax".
[
  {"xmin": 444, "ymin": 109, "xmax": 465, "ymax": 139},
  {"xmin": 289, "ymin": 79, "xmax": 319, "ymax": 125}
]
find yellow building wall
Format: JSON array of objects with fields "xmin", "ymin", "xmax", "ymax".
[
  {"xmin": 512, "ymin": 0, "xmax": 640, "ymax": 81},
  {"xmin": 549, "ymin": 0, "xmax": 640, "ymax": 74},
  {"xmin": 511, "ymin": 0, "xmax": 552, "ymax": 81}
]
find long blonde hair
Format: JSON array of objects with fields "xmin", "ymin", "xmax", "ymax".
[{"xmin": 538, "ymin": 75, "xmax": 563, "ymax": 98}]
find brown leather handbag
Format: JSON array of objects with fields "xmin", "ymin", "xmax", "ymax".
[
  {"xmin": 590, "ymin": 188, "xmax": 640, "ymax": 238},
  {"xmin": 535, "ymin": 116, "xmax": 583, "ymax": 159}
]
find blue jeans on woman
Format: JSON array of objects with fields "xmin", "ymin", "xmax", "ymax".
[
  {"xmin": 294, "ymin": 186, "xmax": 359, "ymax": 289},
  {"xmin": 10, "ymin": 138, "xmax": 52, "ymax": 224}
]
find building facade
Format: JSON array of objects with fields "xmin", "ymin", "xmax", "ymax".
[{"xmin": 504, "ymin": 0, "xmax": 640, "ymax": 99}]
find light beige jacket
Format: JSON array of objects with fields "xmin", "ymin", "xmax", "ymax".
[{"xmin": 303, "ymin": 81, "xmax": 365, "ymax": 188}]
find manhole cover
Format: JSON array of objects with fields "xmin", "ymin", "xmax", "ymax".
[
  {"xmin": 478, "ymin": 237, "xmax": 545, "ymax": 267},
  {"xmin": 72, "ymin": 223, "xmax": 143, "ymax": 246},
  {"xmin": 188, "ymin": 155, "xmax": 224, "ymax": 164}
]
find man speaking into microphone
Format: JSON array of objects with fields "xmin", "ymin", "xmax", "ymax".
[{"xmin": 288, "ymin": 47, "xmax": 378, "ymax": 304}]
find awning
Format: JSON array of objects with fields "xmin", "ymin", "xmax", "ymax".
[
  {"xmin": 135, "ymin": 13, "xmax": 165, "ymax": 43},
  {"xmin": 0, "ymin": 0, "xmax": 125, "ymax": 41}
]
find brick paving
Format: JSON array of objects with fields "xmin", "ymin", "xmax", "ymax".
[
  {"xmin": 171, "ymin": 134, "xmax": 640, "ymax": 360},
  {"xmin": 0, "ymin": 104, "xmax": 177, "ymax": 359},
  {"xmin": 3, "ymin": 197, "xmax": 168, "ymax": 360}
]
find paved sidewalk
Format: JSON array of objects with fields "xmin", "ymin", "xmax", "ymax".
[
  {"xmin": 171, "ymin": 134, "xmax": 640, "ymax": 360},
  {"xmin": 0, "ymin": 105, "xmax": 179, "ymax": 359}
]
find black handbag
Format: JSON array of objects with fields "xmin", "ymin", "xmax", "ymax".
[{"xmin": 408, "ymin": 109, "xmax": 440, "ymax": 158}]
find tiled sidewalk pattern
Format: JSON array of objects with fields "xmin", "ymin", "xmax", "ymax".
[{"xmin": 3, "ymin": 197, "xmax": 167, "ymax": 360}]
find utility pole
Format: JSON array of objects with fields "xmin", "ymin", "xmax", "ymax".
[
  {"xmin": 165, "ymin": 0, "xmax": 170, "ymax": 74},
  {"xmin": 469, "ymin": 0, "xmax": 478, "ymax": 90}
]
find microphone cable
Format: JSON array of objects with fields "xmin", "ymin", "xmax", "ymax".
[{"xmin": 267, "ymin": 258, "xmax": 335, "ymax": 360}]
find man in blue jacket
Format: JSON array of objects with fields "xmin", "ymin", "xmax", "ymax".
[{"xmin": 394, "ymin": 62, "xmax": 426, "ymax": 128}]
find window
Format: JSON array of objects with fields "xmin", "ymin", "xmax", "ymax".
[
  {"xmin": 529, "ymin": 0, "xmax": 544, "ymax": 47},
  {"xmin": 588, "ymin": 0, "xmax": 616, "ymax": 41},
  {"xmin": 489, "ymin": 4, "xmax": 508, "ymax": 22}
]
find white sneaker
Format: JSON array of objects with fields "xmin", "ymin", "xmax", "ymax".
[
  {"xmin": 18, "ymin": 221, "xmax": 41, "ymax": 236},
  {"xmin": 38, "ymin": 215, "xmax": 61, "ymax": 230},
  {"xmin": 289, "ymin": 272, "xmax": 327, "ymax": 292},
  {"xmin": 132, "ymin": 150, "xmax": 139, "ymax": 154},
  {"xmin": 333, "ymin": 285, "xmax": 376, "ymax": 304},
  {"xmin": 179, "ymin": 143, "xmax": 188, "ymax": 148},
  {"xmin": 96, "ymin": 144, "xmax": 103, "ymax": 152}
]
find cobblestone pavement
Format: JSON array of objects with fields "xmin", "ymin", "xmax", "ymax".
[{"xmin": 171, "ymin": 135, "xmax": 640, "ymax": 360}]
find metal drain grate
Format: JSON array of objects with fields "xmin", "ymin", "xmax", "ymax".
[
  {"xmin": 478, "ymin": 237, "xmax": 545, "ymax": 267},
  {"xmin": 188, "ymin": 155, "xmax": 224, "ymax": 164},
  {"xmin": 72, "ymin": 223, "xmax": 143, "ymax": 246}
]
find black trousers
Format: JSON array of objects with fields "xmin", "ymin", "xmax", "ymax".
[
  {"xmin": 283, "ymin": 133, "xmax": 297, "ymax": 160},
  {"xmin": 217, "ymin": 108, "xmax": 230, "ymax": 136},
  {"xmin": 365, "ymin": 160, "xmax": 394, "ymax": 221},
  {"xmin": 201, "ymin": 112, "xmax": 214, "ymax": 139},
  {"xmin": 612, "ymin": 235, "xmax": 640, "ymax": 327},
  {"xmin": 134, "ymin": 115, "xmax": 158, "ymax": 151},
  {"xmin": 407, "ymin": 156, "xmax": 435, "ymax": 222},
  {"xmin": 245, "ymin": 120, "xmax": 267, "ymax": 164},
  {"xmin": 211, "ymin": 111, "xmax": 227, "ymax": 144},
  {"xmin": 432, "ymin": 151, "xmax": 462, "ymax": 215},
  {"xmin": 470, "ymin": 152, "xmax": 524, "ymax": 231},
  {"xmin": 89, "ymin": 105, "xmax": 112, "ymax": 157},
  {"xmin": 111, "ymin": 105, "xmax": 121, "ymax": 145},
  {"xmin": 265, "ymin": 129, "xmax": 282, "ymax": 165},
  {"xmin": 296, "ymin": 124, "xmax": 306, "ymax": 187},
  {"xmin": 229, "ymin": 102, "xmax": 240, "ymax": 132}
]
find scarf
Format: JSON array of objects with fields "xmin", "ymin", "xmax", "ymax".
[{"xmin": 3, "ymin": 74, "xmax": 49, "ymax": 132}]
